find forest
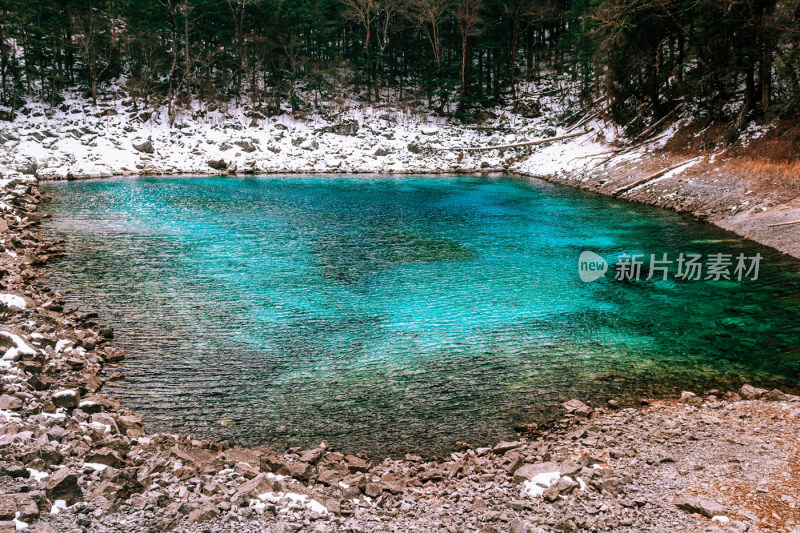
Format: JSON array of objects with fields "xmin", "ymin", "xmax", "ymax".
[{"xmin": 1, "ymin": 0, "xmax": 799, "ymax": 131}]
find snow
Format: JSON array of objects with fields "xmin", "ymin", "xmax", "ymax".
[
  {"xmin": 0, "ymin": 79, "xmax": 604, "ymax": 180},
  {"xmin": 521, "ymin": 471, "xmax": 561, "ymax": 498},
  {"xmin": 83, "ymin": 462, "xmax": 109, "ymax": 472},
  {"xmin": 0, "ymin": 294, "xmax": 26, "ymax": 309},
  {"xmin": 27, "ymin": 468, "xmax": 49, "ymax": 481},
  {"xmin": 49, "ymin": 500, "xmax": 67, "ymax": 515},
  {"xmin": 0, "ymin": 331, "xmax": 36, "ymax": 360},
  {"xmin": 13, "ymin": 512, "xmax": 27, "ymax": 530},
  {"xmin": 55, "ymin": 339, "xmax": 73, "ymax": 353},
  {"xmin": 251, "ymin": 491, "xmax": 328, "ymax": 515}
]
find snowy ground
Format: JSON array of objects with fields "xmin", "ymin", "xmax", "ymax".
[{"xmin": 0, "ymin": 83, "xmax": 615, "ymax": 180}]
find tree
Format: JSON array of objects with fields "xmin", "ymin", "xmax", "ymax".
[
  {"xmin": 69, "ymin": 0, "xmax": 115, "ymax": 106},
  {"xmin": 456, "ymin": 0, "xmax": 482, "ymax": 95}
]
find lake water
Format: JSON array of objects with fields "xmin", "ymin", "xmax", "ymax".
[{"xmin": 41, "ymin": 174, "xmax": 800, "ymax": 458}]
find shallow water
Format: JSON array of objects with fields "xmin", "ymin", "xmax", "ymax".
[{"xmin": 42, "ymin": 174, "xmax": 800, "ymax": 457}]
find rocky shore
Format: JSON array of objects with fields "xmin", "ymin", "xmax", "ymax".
[{"xmin": 2, "ymin": 177, "xmax": 800, "ymax": 532}]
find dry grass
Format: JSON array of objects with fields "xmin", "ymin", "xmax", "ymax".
[{"xmin": 658, "ymin": 118, "xmax": 800, "ymax": 197}]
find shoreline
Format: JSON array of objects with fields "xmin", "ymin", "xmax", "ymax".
[{"xmin": 2, "ymin": 176, "xmax": 800, "ymax": 531}]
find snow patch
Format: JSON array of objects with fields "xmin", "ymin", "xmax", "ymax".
[
  {"xmin": 521, "ymin": 471, "xmax": 561, "ymax": 498},
  {"xmin": 0, "ymin": 294, "xmax": 26, "ymax": 309}
]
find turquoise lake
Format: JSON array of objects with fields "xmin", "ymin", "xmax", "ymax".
[{"xmin": 42, "ymin": 175, "xmax": 800, "ymax": 457}]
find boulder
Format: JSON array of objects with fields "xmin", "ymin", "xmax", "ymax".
[
  {"xmin": 45, "ymin": 468, "xmax": 83, "ymax": 506},
  {"xmin": 232, "ymin": 473, "xmax": 277, "ymax": 504},
  {"xmin": 675, "ymin": 496, "xmax": 726, "ymax": 518},
  {"xmin": 739, "ymin": 384, "xmax": 767, "ymax": 400},
  {"xmin": 492, "ymin": 441, "xmax": 521, "ymax": 454},
  {"xmin": 86, "ymin": 447, "xmax": 123, "ymax": 467},
  {"xmin": 344, "ymin": 455, "xmax": 370, "ymax": 474},
  {"xmin": 0, "ymin": 497, "xmax": 15, "ymax": 520},
  {"xmin": 562, "ymin": 399, "xmax": 591, "ymax": 417},
  {"xmin": 132, "ymin": 140, "xmax": 154, "ymax": 153},
  {"xmin": 764, "ymin": 389, "xmax": 789, "ymax": 401},
  {"xmin": 207, "ymin": 159, "xmax": 228, "ymax": 171},
  {"xmin": 512, "ymin": 462, "xmax": 560, "ymax": 484},
  {"xmin": 0, "ymin": 394, "xmax": 22, "ymax": 410},
  {"xmin": 187, "ymin": 503, "xmax": 218, "ymax": 523},
  {"xmin": 234, "ymin": 141, "xmax": 257, "ymax": 153},
  {"xmin": 299, "ymin": 445, "xmax": 326, "ymax": 464},
  {"xmin": 51, "ymin": 389, "xmax": 79, "ymax": 409}
]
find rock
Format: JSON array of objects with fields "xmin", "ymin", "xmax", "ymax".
[
  {"xmin": 234, "ymin": 461, "xmax": 259, "ymax": 479},
  {"xmin": 345, "ymin": 455, "xmax": 370, "ymax": 473},
  {"xmin": 51, "ymin": 389, "xmax": 79, "ymax": 409},
  {"xmin": 232, "ymin": 473, "xmax": 277, "ymax": 503},
  {"xmin": 0, "ymin": 394, "xmax": 22, "ymax": 410},
  {"xmin": 492, "ymin": 441, "xmax": 521, "ymax": 454},
  {"xmin": 14, "ymin": 495, "xmax": 39, "ymax": 521},
  {"xmin": 187, "ymin": 503, "xmax": 218, "ymax": 523},
  {"xmin": 299, "ymin": 445, "xmax": 326, "ymax": 464},
  {"xmin": 510, "ymin": 517, "xmax": 533, "ymax": 533},
  {"xmin": 542, "ymin": 477, "xmax": 578, "ymax": 502},
  {"xmin": 0, "ymin": 463, "xmax": 29, "ymax": 479},
  {"xmin": 364, "ymin": 483, "xmax": 382, "ymax": 498},
  {"xmin": 374, "ymin": 148, "xmax": 389, "ymax": 156},
  {"xmin": 675, "ymin": 496, "xmax": 726, "ymax": 518},
  {"xmin": 0, "ymin": 497, "xmax": 15, "ymax": 520},
  {"xmin": 738, "ymin": 384, "xmax": 767, "ymax": 400},
  {"xmin": 234, "ymin": 141, "xmax": 257, "ymax": 153},
  {"xmin": 323, "ymin": 119, "xmax": 359, "ymax": 136},
  {"xmin": 45, "ymin": 467, "xmax": 83, "ymax": 506},
  {"xmin": 207, "ymin": 159, "xmax": 228, "ymax": 170},
  {"xmin": 0, "ymin": 522, "xmax": 15, "ymax": 533},
  {"xmin": 86, "ymin": 447, "xmax": 123, "ymax": 467},
  {"xmin": 517, "ymin": 100, "xmax": 542, "ymax": 118},
  {"xmin": 764, "ymin": 389, "xmax": 789, "ymax": 401},
  {"xmin": 512, "ymin": 462, "xmax": 560, "ymax": 484},
  {"xmin": 679, "ymin": 391, "xmax": 696, "ymax": 403},
  {"xmin": 562, "ymin": 399, "xmax": 591, "ymax": 417},
  {"xmin": 132, "ymin": 140, "xmax": 154, "ymax": 153}
]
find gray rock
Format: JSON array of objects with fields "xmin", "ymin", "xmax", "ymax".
[
  {"xmin": 764, "ymin": 389, "xmax": 788, "ymax": 401},
  {"xmin": 45, "ymin": 467, "xmax": 83, "ymax": 505},
  {"xmin": 234, "ymin": 141, "xmax": 257, "ymax": 153},
  {"xmin": 0, "ymin": 394, "xmax": 22, "ymax": 410},
  {"xmin": 132, "ymin": 140, "xmax": 154, "ymax": 153},
  {"xmin": 207, "ymin": 159, "xmax": 228, "ymax": 170},
  {"xmin": 512, "ymin": 462, "xmax": 560, "ymax": 484},
  {"xmin": 738, "ymin": 384, "xmax": 767, "ymax": 400},
  {"xmin": 675, "ymin": 496, "xmax": 726, "ymax": 518}
]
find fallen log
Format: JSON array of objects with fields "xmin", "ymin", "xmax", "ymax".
[
  {"xmin": 450, "ymin": 130, "xmax": 591, "ymax": 152},
  {"xmin": 612, "ymin": 158, "xmax": 700, "ymax": 197},
  {"xmin": 767, "ymin": 220, "xmax": 800, "ymax": 228},
  {"xmin": 633, "ymin": 107, "xmax": 679, "ymax": 142}
]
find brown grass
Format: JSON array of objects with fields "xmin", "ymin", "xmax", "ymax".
[{"xmin": 659, "ymin": 118, "xmax": 800, "ymax": 196}]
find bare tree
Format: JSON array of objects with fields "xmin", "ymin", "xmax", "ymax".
[
  {"xmin": 69, "ymin": 2, "xmax": 114, "ymax": 106},
  {"xmin": 504, "ymin": 0, "xmax": 555, "ymax": 103},
  {"xmin": 456, "ymin": 0, "xmax": 482, "ymax": 94},
  {"xmin": 227, "ymin": 0, "xmax": 258, "ymax": 96},
  {"xmin": 404, "ymin": 0, "xmax": 449, "ymax": 71}
]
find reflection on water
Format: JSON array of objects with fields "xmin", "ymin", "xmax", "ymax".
[{"xmin": 41, "ymin": 174, "xmax": 800, "ymax": 458}]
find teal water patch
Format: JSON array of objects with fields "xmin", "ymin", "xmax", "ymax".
[{"xmin": 41, "ymin": 174, "xmax": 800, "ymax": 457}]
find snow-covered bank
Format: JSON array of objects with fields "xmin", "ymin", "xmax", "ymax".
[{"xmin": 0, "ymin": 91, "xmax": 585, "ymax": 179}]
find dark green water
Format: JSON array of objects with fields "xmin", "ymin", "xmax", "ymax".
[{"xmin": 41, "ymin": 175, "xmax": 800, "ymax": 457}]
